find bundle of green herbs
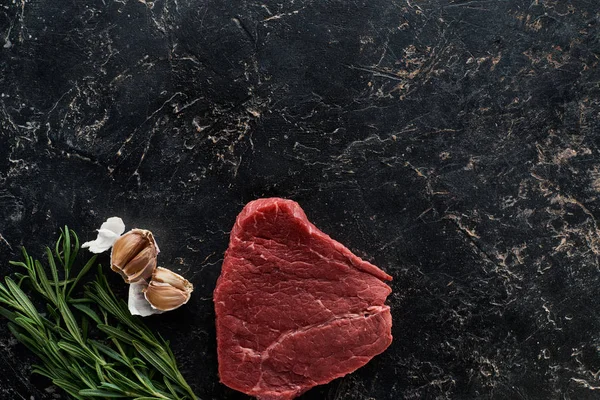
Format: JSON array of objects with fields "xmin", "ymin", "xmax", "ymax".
[{"xmin": 0, "ymin": 227, "xmax": 197, "ymax": 399}]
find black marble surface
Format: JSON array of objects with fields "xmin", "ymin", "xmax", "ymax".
[{"xmin": 2, "ymin": 0, "xmax": 600, "ymax": 399}]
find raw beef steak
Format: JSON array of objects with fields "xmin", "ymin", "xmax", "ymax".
[{"xmin": 214, "ymin": 198, "xmax": 393, "ymax": 399}]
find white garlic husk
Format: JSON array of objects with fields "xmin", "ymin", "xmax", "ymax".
[{"xmin": 82, "ymin": 217, "xmax": 125, "ymax": 253}]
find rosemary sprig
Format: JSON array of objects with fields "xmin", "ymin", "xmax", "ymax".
[{"xmin": 0, "ymin": 227, "xmax": 197, "ymax": 400}]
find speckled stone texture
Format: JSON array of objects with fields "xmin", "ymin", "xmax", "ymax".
[{"xmin": 1, "ymin": 0, "xmax": 600, "ymax": 399}]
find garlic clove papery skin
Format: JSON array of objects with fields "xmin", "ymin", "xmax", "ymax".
[{"xmin": 82, "ymin": 217, "xmax": 125, "ymax": 253}]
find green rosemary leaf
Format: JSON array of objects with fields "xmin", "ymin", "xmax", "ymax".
[
  {"xmin": 54, "ymin": 379, "xmax": 87, "ymax": 400},
  {"xmin": 131, "ymin": 356, "xmax": 147, "ymax": 367},
  {"xmin": 132, "ymin": 368, "xmax": 169, "ymax": 398},
  {"xmin": 7, "ymin": 323, "xmax": 42, "ymax": 354},
  {"xmin": 11, "ymin": 256, "xmax": 44, "ymax": 295},
  {"xmin": 33, "ymin": 259, "xmax": 56, "ymax": 304},
  {"xmin": 98, "ymin": 324, "xmax": 137, "ymax": 344},
  {"xmin": 132, "ymin": 341, "xmax": 180, "ymax": 386},
  {"xmin": 13, "ymin": 316, "xmax": 47, "ymax": 344},
  {"xmin": 106, "ymin": 369, "xmax": 162, "ymax": 398},
  {"xmin": 58, "ymin": 341, "xmax": 94, "ymax": 364},
  {"xmin": 31, "ymin": 365, "xmax": 53, "ymax": 380},
  {"xmin": 44, "ymin": 277, "xmax": 77, "ymax": 286},
  {"xmin": 162, "ymin": 375, "xmax": 181, "ymax": 399},
  {"xmin": 20, "ymin": 246, "xmax": 29, "ymax": 264},
  {"xmin": 46, "ymin": 339, "xmax": 72, "ymax": 371},
  {"xmin": 55, "ymin": 230, "xmax": 64, "ymax": 267},
  {"xmin": 78, "ymin": 388, "xmax": 128, "ymax": 398},
  {"xmin": 0, "ymin": 283, "xmax": 16, "ymax": 308},
  {"xmin": 56, "ymin": 293, "xmax": 83, "ymax": 344},
  {"xmin": 69, "ymin": 228, "xmax": 80, "ymax": 267},
  {"xmin": 73, "ymin": 303, "xmax": 102, "ymax": 325},
  {"xmin": 55, "ymin": 322, "xmax": 76, "ymax": 342},
  {"xmin": 136, "ymin": 371, "xmax": 159, "ymax": 393},
  {"xmin": 133, "ymin": 397, "xmax": 167, "ymax": 400},
  {"xmin": 162, "ymin": 336, "xmax": 177, "ymax": 363},
  {"xmin": 86, "ymin": 284, "xmax": 125, "ymax": 322},
  {"xmin": 91, "ymin": 341, "xmax": 128, "ymax": 365},
  {"xmin": 46, "ymin": 247, "xmax": 60, "ymax": 298},
  {"xmin": 89, "ymin": 278, "xmax": 149, "ymax": 340},
  {"xmin": 14, "ymin": 274, "xmax": 28, "ymax": 288},
  {"xmin": 101, "ymin": 382, "xmax": 129, "ymax": 392},
  {"xmin": 0, "ymin": 305, "xmax": 17, "ymax": 322},
  {"xmin": 69, "ymin": 297, "xmax": 95, "ymax": 304},
  {"xmin": 46, "ymin": 303, "xmax": 61, "ymax": 324},
  {"xmin": 63, "ymin": 227, "xmax": 72, "ymax": 272},
  {"xmin": 5, "ymin": 278, "xmax": 43, "ymax": 325},
  {"xmin": 82, "ymin": 315, "xmax": 90, "ymax": 342},
  {"xmin": 25, "ymin": 253, "xmax": 38, "ymax": 282},
  {"xmin": 68, "ymin": 362, "xmax": 97, "ymax": 389},
  {"xmin": 8, "ymin": 261, "xmax": 27, "ymax": 268},
  {"xmin": 67, "ymin": 255, "xmax": 97, "ymax": 299}
]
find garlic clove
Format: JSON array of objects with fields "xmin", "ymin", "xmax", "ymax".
[
  {"xmin": 144, "ymin": 283, "xmax": 189, "ymax": 310},
  {"xmin": 143, "ymin": 267, "xmax": 193, "ymax": 311},
  {"xmin": 112, "ymin": 229, "xmax": 150, "ymax": 267},
  {"xmin": 121, "ymin": 245, "xmax": 157, "ymax": 283},
  {"xmin": 111, "ymin": 229, "xmax": 158, "ymax": 283},
  {"xmin": 128, "ymin": 280, "xmax": 164, "ymax": 317},
  {"xmin": 152, "ymin": 266, "xmax": 193, "ymax": 291}
]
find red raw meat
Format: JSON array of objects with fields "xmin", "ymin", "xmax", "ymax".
[{"xmin": 214, "ymin": 198, "xmax": 393, "ymax": 399}]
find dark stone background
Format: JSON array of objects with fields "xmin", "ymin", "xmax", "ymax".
[{"xmin": 2, "ymin": 0, "xmax": 600, "ymax": 399}]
